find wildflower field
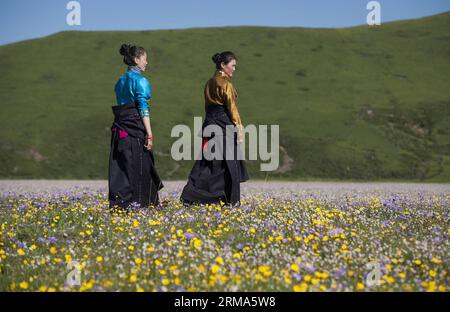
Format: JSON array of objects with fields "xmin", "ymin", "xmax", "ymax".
[{"xmin": 0, "ymin": 181, "xmax": 448, "ymax": 292}]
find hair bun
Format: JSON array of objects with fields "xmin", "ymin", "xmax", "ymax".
[
  {"xmin": 120, "ymin": 44, "xmax": 132, "ymax": 56},
  {"xmin": 212, "ymin": 51, "xmax": 237, "ymax": 70},
  {"xmin": 212, "ymin": 53, "xmax": 221, "ymax": 64}
]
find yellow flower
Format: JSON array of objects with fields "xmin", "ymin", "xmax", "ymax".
[
  {"xmin": 250, "ymin": 228, "xmax": 256, "ymax": 234},
  {"xmin": 17, "ymin": 248, "xmax": 25, "ymax": 256},
  {"xmin": 146, "ymin": 246, "xmax": 155, "ymax": 252},
  {"xmin": 129, "ymin": 275, "xmax": 137, "ymax": 282},
  {"xmin": 384, "ymin": 276, "xmax": 395, "ymax": 284},
  {"xmin": 19, "ymin": 281, "xmax": 29, "ymax": 289},
  {"xmin": 315, "ymin": 271, "xmax": 329, "ymax": 279},
  {"xmin": 290, "ymin": 263, "xmax": 300, "ymax": 272},
  {"xmin": 431, "ymin": 257, "xmax": 442, "ymax": 264},
  {"xmin": 341, "ymin": 244, "xmax": 347, "ymax": 250},
  {"xmin": 356, "ymin": 283, "xmax": 365, "ymax": 290},
  {"xmin": 293, "ymin": 283, "xmax": 308, "ymax": 292},
  {"xmin": 415, "ymin": 259, "xmax": 422, "ymax": 265},
  {"xmin": 128, "ymin": 245, "xmax": 134, "ymax": 251},
  {"xmin": 425, "ymin": 281, "xmax": 436, "ymax": 292},
  {"xmin": 211, "ymin": 265, "xmax": 220, "ymax": 274},
  {"xmin": 429, "ymin": 270, "xmax": 436, "ymax": 277},
  {"xmin": 162, "ymin": 278, "xmax": 170, "ymax": 285},
  {"xmin": 258, "ymin": 265, "xmax": 272, "ymax": 277},
  {"xmin": 49, "ymin": 247, "xmax": 57, "ymax": 254},
  {"xmin": 96, "ymin": 256, "xmax": 103, "ymax": 262},
  {"xmin": 215, "ymin": 256, "xmax": 224, "ymax": 265},
  {"xmin": 103, "ymin": 280, "xmax": 113, "ymax": 288},
  {"xmin": 193, "ymin": 239, "xmax": 202, "ymax": 248},
  {"xmin": 135, "ymin": 258, "xmax": 142, "ymax": 265}
]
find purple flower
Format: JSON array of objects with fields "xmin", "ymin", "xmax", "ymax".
[
  {"xmin": 37, "ymin": 237, "xmax": 47, "ymax": 243},
  {"xmin": 333, "ymin": 267, "xmax": 347, "ymax": 278},
  {"xmin": 16, "ymin": 241, "xmax": 27, "ymax": 248},
  {"xmin": 48, "ymin": 236, "xmax": 57, "ymax": 243},
  {"xmin": 292, "ymin": 272, "xmax": 302, "ymax": 281}
]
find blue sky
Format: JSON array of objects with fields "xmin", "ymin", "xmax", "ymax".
[{"xmin": 1, "ymin": 0, "xmax": 449, "ymax": 46}]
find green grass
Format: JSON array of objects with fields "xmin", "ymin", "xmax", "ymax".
[{"xmin": 0, "ymin": 12, "xmax": 449, "ymax": 181}]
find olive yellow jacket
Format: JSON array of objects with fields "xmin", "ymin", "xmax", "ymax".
[{"xmin": 204, "ymin": 69, "xmax": 243, "ymax": 129}]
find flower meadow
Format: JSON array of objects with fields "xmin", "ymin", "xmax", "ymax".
[{"xmin": 0, "ymin": 182, "xmax": 448, "ymax": 292}]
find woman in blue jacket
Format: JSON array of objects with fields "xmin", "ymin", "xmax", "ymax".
[{"xmin": 108, "ymin": 44, "xmax": 163, "ymax": 211}]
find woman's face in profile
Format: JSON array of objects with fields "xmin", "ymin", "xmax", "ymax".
[
  {"xmin": 135, "ymin": 52, "xmax": 148, "ymax": 71},
  {"xmin": 222, "ymin": 59, "xmax": 236, "ymax": 77}
]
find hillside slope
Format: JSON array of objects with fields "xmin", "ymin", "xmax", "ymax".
[{"xmin": 0, "ymin": 12, "xmax": 449, "ymax": 181}]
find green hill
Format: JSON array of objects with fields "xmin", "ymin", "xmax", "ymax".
[{"xmin": 1, "ymin": 12, "xmax": 449, "ymax": 181}]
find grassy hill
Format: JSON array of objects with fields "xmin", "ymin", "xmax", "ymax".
[{"xmin": 0, "ymin": 12, "xmax": 449, "ymax": 181}]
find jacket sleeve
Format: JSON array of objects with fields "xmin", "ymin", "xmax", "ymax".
[
  {"xmin": 135, "ymin": 77, "xmax": 151, "ymax": 117},
  {"xmin": 221, "ymin": 81, "xmax": 242, "ymax": 127}
]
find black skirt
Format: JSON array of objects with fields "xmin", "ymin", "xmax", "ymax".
[
  {"xmin": 108, "ymin": 102, "xmax": 163, "ymax": 209},
  {"xmin": 180, "ymin": 104, "xmax": 249, "ymax": 206}
]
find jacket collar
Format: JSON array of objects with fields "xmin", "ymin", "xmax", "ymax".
[
  {"xmin": 127, "ymin": 65, "xmax": 144, "ymax": 74},
  {"xmin": 214, "ymin": 69, "xmax": 231, "ymax": 80}
]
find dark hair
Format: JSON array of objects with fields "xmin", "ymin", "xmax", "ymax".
[
  {"xmin": 212, "ymin": 51, "xmax": 237, "ymax": 69},
  {"xmin": 119, "ymin": 43, "xmax": 147, "ymax": 66}
]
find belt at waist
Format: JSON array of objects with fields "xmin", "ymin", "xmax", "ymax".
[{"xmin": 112, "ymin": 102, "xmax": 141, "ymax": 119}]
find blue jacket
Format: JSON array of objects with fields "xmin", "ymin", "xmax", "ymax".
[{"xmin": 114, "ymin": 65, "xmax": 151, "ymax": 117}]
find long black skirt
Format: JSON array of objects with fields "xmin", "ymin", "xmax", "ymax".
[
  {"xmin": 180, "ymin": 104, "xmax": 249, "ymax": 206},
  {"xmin": 108, "ymin": 102, "xmax": 163, "ymax": 210}
]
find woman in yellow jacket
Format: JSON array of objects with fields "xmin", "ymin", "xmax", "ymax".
[{"xmin": 180, "ymin": 51, "xmax": 249, "ymax": 207}]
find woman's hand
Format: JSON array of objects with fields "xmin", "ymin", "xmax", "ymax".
[
  {"xmin": 144, "ymin": 134, "xmax": 153, "ymax": 150},
  {"xmin": 237, "ymin": 125, "xmax": 244, "ymax": 144},
  {"xmin": 237, "ymin": 132, "xmax": 244, "ymax": 144},
  {"xmin": 142, "ymin": 117, "xmax": 153, "ymax": 150}
]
